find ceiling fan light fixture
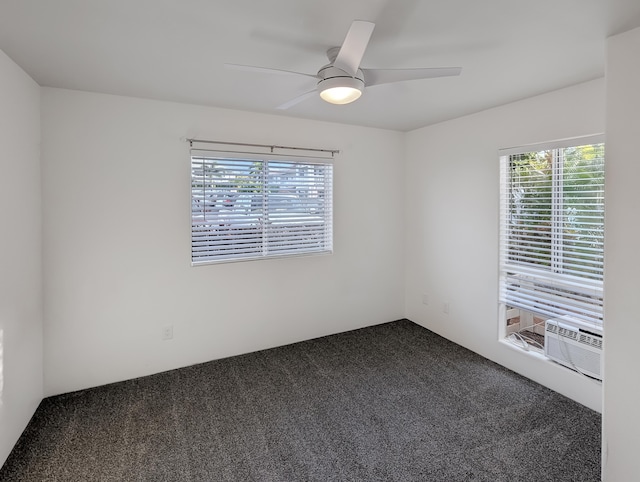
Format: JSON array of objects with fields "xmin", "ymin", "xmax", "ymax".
[
  {"xmin": 318, "ymin": 76, "xmax": 364, "ymax": 105},
  {"xmin": 320, "ymin": 86, "xmax": 362, "ymax": 104}
]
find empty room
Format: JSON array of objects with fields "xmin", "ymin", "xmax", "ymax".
[{"xmin": 1, "ymin": 1, "xmax": 639, "ymax": 481}]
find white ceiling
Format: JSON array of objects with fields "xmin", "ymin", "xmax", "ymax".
[{"xmin": 1, "ymin": 0, "xmax": 640, "ymax": 132}]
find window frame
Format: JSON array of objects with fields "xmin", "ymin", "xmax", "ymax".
[
  {"xmin": 190, "ymin": 149, "xmax": 333, "ymax": 266},
  {"xmin": 498, "ymin": 134, "xmax": 605, "ymax": 334}
]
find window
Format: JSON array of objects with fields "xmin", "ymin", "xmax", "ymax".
[
  {"xmin": 191, "ymin": 151, "xmax": 333, "ymax": 264},
  {"xmin": 499, "ymin": 136, "xmax": 605, "ymax": 340}
]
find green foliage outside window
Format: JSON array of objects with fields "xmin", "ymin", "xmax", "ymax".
[{"xmin": 508, "ymin": 144, "xmax": 604, "ymax": 280}]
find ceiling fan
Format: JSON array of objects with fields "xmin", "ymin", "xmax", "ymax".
[{"xmin": 226, "ymin": 20, "xmax": 462, "ymax": 110}]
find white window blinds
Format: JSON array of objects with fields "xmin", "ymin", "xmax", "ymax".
[
  {"xmin": 499, "ymin": 137, "xmax": 605, "ymax": 328},
  {"xmin": 191, "ymin": 151, "xmax": 333, "ymax": 264}
]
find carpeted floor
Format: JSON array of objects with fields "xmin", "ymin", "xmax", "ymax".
[{"xmin": 0, "ymin": 319, "xmax": 601, "ymax": 481}]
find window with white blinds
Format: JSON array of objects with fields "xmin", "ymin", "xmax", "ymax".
[
  {"xmin": 191, "ymin": 151, "xmax": 333, "ymax": 264},
  {"xmin": 499, "ymin": 136, "xmax": 605, "ymax": 329}
]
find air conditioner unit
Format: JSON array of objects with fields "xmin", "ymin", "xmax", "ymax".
[{"xmin": 544, "ymin": 318, "xmax": 603, "ymax": 380}]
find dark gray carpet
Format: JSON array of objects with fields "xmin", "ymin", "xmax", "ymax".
[{"xmin": 0, "ymin": 319, "xmax": 601, "ymax": 481}]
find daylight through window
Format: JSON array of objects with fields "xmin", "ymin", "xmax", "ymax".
[
  {"xmin": 191, "ymin": 152, "xmax": 333, "ymax": 264},
  {"xmin": 499, "ymin": 137, "xmax": 605, "ymax": 340}
]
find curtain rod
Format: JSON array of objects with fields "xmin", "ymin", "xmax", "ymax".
[{"xmin": 186, "ymin": 138, "xmax": 339, "ymax": 157}]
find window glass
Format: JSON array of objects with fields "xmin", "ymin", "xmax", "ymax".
[
  {"xmin": 499, "ymin": 139, "xmax": 604, "ymax": 346},
  {"xmin": 191, "ymin": 153, "xmax": 333, "ymax": 264}
]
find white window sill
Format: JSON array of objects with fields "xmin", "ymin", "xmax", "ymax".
[
  {"xmin": 499, "ymin": 337, "xmax": 547, "ymax": 360},
  {"xmin": 498, "ymin": 338, "xmax": 602, "ymax": 385}
]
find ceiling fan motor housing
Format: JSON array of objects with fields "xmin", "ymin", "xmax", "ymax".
[{"xmin": 316, "ymin": 65, "xmax": 365, "ymax": 102}]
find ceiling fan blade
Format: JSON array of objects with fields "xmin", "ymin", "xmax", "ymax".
[
  {"xmin": 224, "ymin": 63, "xmax": 317, "ymax": 79},
  {"xmin": 276, "ymin": 90, "xmax": 317, "ymax": 110},
  {"xmin": 363, "ymin": 67, "xmax": 462, "ymax": 86},
  {"xmin": 333, "ymin": 20, "xmax": 375, "ymax": 76}
]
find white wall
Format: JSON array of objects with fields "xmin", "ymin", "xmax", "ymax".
[
  {"xmin": 603, "ymin": 26, "xmax": 640, "ymax": 482},
  {"xmin": 41, "ymin": 88, "xmax": 405, "ymax": 396},
  {"xmin": 0, "ymin": 50, "xmax": 43, "ymax": 465},
  {"xmin": 404, "ymin": 79, "xmax": 605, "ymax": 412}
]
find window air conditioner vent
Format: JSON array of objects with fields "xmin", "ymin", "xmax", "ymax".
[
  {"xmin": 544, "ymin": 319, "xmax": 603, "ymax": 381},
  {"xmin": 579, "ymin": 333, "xmax": 603, "ymax": 350}
]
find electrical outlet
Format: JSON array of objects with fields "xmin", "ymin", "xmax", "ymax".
[
  {"xmin": 443, "ymin": 302, "xmax": 450, "ymax": 314},
  {"xmin": 162, "ymin": 325, "xmax": 173, "ymax": 340},
  {"xmin": 422, "ymin": 294, "xmax": 429, "ymax": 305}
]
